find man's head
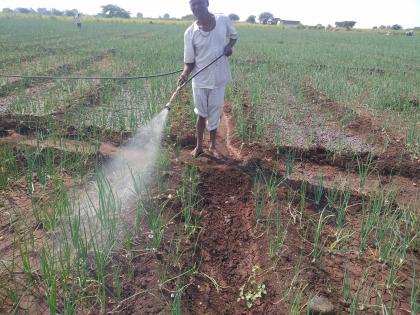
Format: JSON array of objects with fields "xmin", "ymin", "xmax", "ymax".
[{"xmin": 189, "ymin": 0, "xmax": 209, "ymax": 19}]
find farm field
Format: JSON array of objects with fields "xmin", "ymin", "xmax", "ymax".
[{"xmin": 0, "ymin": 15, "xmax": 419, "ymax": 314}]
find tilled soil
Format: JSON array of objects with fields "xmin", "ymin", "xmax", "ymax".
[
  {"xmin": 184, "ymin": 162, "xmax": 270, "ymax": 314},
  {"xmin": 0, "ymin": 99, "xmax": 418, "ymax": 314},
  {"xmin": 167, "ymin": 110, "xmax": 418, "ymax": 314}
]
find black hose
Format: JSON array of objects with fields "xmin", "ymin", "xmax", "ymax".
[
  {"xmin": 0, "ymin": 69, "xmax": 183, "ymax": 80},
  {"xmin": 179, "ymin": 53, "xmax": 225, "ymax": 89}
]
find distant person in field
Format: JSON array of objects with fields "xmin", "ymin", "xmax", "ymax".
[
  {"xmin": 75, "ymin": 13, "xmax": 82, "ymax": 30},
  {"xmin": 178, "ymin": 0, "xmax": 237, "ymax": 158}
]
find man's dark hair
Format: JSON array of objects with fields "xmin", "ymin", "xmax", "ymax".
[{"xmin": 189, "ymin": 0, "xmax": 209, "ymax": 5}]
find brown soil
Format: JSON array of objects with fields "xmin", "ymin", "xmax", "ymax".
[
  {"xmin": 83, "ymin": 93, "xmax": 417, "ymax": 313},
  {"xmin": 0, "ymin": 172, "xmax": 76, "ymax": 314},
  {"xmin": 0, "ymin": 88, "xmax": 418, "ymax": 314},
  {"xmin": 70, "ymin": 101, "xmax": 416, "ymax": 314},
  {"xmin": 0, "ymin": 114, "xmax": 133, "ymax": 147},
  {"xmin": 286, "ymin": 81, "xmax": 420, "ymax": 179},
  {"xmin": 166, "ymin": 110, "xmax": 418, "ymax": 314}
]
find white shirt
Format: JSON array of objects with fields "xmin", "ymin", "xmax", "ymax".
[{"xmin": 184, "ymin": 14, "xmax": 238, "ymax": 89}]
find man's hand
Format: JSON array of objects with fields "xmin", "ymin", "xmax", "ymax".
[
  {"xmin": 224, "ymin": 45, "xmax": 233, "ymax": 57},
  {"xmin": 177, "ymin": 73, "xmax": 188, "ymax": 87}
]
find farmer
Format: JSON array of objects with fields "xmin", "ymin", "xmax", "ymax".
[
  {"xmin": 75, "ymin": 13, "xmax": 82, "ymax": 30},
  {"xmin": 178, "ymin": 0, "xmax": 237, "ymax": 158}
]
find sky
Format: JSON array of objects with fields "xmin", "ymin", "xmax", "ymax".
[{"xmin": 1, "ymin": 0, "xmax": 419, "ymax": 28}]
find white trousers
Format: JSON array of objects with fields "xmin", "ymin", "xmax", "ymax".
[{"xmin": 193, "ymin": 86, "xmax": 226, "ymax": 131}]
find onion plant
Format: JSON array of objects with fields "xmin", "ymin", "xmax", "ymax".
[
  {"xmin": 336, "ymin": 189, "xmax": 351, "ymax": 230},
  {"xmin": 177, "ymin": 164, "xmax": 200, "ymax": 238},
  {"xmin": 357, "ymin": 154, "xmax": 375, "ymax": 188},
  {"xmin": 312, "ymin": 210, "xmax": 334, "ymax": 260},
  {"xmin": 252, "ymin": 169, "xmax": 266, "ymax": 222},
  {"xmin": 313, "ymin": 176, "xmax": 324, "ymax": 206}
]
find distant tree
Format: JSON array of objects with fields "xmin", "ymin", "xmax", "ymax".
[
  {"xmin": 163, "ymin": 13, "xmax": 170, "ymax": 19},
  {"xmin": 2, "ymin": 8, "xmax": 13, "ymax": 13},
  {"xmin": 379, "ymin": 25, "xmax": 386, "ymax": 29},
  {"xmin": 246, "ymin": 15, "xmax": 256, "ymax": 23},
  {"xmin": 37, "ymin": 8, "xmax": 50, "ymax": 15},
  {"xmin": 228, "ymin": 13, "xmax": 240, "ymax": 21},
  {"xmin": 391, "ymin": 24, "xmax": 402, "ymax": 30},
  {"xmin": 258, "ymin": 12, "xmax": 274, "ymax": 24},
  {"xmin": 51, "ymin": 8, "xmax": 64, "ymax": 16},
  {"xmin": 335, "ymin": 21, "xmax": 356, "ymax": 29},
  {"xmin": 15, "ymin": 7, "xmax": 33, "ymax": 14},
  {"xmin": 315, "ymin": 24, "xmax": 325, "ymax": 29},
  {"xmin": 181, "ymin": 14, "xmax": 194, "ymax": 20},
  {"xmin": 64, "ymin": 9, "xmax": 78, "ymax": 17},
  {"xmin": 372, "ymin": 26, "xmax": 378, "ymax": 29},
  {"xmin": 136, "ymin": 12, "xmax": 143, "ymax": 18},
  {"xmin": 101, "ymin": 4, "xmax": 130, "ymax": 18}
]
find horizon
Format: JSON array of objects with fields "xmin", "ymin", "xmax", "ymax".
[{"xmin": 1, "ymin": 0, "xmax": 419, "ymax": 28}]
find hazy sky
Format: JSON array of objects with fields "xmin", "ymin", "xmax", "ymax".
[{"xmin": 1, "ymin": 0, "xmax": 419, "ymax": 28}]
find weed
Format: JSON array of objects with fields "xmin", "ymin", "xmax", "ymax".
[{"xmin": 238, "ymin": 265, "xmax": 267, "ymax": 309}]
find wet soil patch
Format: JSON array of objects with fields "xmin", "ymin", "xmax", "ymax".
[
  {"xmin": 0, "ymin": 114, "xmax": 53, "ymax": 136},
  {"xmin": 0, "ymin": 114, "xmax": 133, "ymax": 145},
  {"xmin": 239, "ymin": 142, "xmax": 420, "ymax": 181}
]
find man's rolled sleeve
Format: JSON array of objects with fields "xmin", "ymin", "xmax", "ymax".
[{"xmin": 184, "ymin": 29, "xmax": 195, "ymax": 63}]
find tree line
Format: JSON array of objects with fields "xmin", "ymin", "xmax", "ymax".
[
  {"xmin": 1, "ymin": 6, "xmax": 408, "ymax": 29},
  {"xmin": 0, "ymin": 7, "xmax": 289, "ymax": 24},
  {"xmin": 2, "ymin": 7, "xmax": 79, "ymax": 17}
]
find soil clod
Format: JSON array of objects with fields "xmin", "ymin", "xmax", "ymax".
[{"xmin": 307, "ymin": 296, "xmax": 336, "ymax": 315}]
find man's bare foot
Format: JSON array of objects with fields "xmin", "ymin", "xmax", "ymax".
[
  {"xmin": 208, "ymin": 146, "xmax": 223, "ymax": 159},
  {"xmin": 191, "ymin": 147, "xmax": 204, "ymax": 158}
]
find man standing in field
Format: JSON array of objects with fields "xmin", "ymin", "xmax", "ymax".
[
  {"xmin": 75, "ymin": 13, "xmax": 82, "ymax": 30},
  {"xmin": 178, "ymin": 0, "xmax": 238, "ymax": 158}
]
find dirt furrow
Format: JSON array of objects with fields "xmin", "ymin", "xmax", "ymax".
[
  {"xmin": 0, "ymin": 48, "xmax": 117, "ymax": 99},
  {"xmin": 185, "ymin": 162, "xmax": 271, "ymax": 313},
  {"xmin": 172, "ymin": 114, "xmax": 272, "ymax": 313},
  {"xmin": 237, "ymin": 155, "xmax": 419, "ymax": 211},
  {"xmin": 301, "ymin": 82, "xmax": 420, "ymax": 179}
]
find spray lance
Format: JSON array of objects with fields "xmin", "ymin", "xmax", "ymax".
[{"xmin": 165, "ymin": 53, "xmax": 225, "ymax": 110}]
